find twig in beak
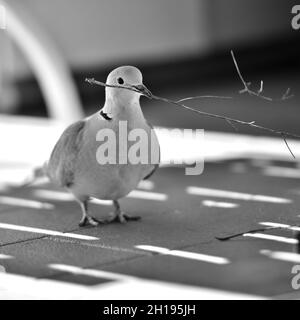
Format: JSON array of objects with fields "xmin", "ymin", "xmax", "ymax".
[
  {"xmin": 85, "ymin": 78, "xmax": 149, "ymax": 96},
  {"xmin": 86, "ymin": 51, "xmax": 299, "ymax": 159}
]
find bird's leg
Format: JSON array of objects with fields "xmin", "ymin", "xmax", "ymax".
[
  {"xmin": 105, "ymin": 200, "xmax": 141, "ymax": 224},
  {"xmin": 78, "ymin": 200, "xmax": 101, "ymax": 227}
]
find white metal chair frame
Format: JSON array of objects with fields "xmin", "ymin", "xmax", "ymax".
[{"xmin": 0, "ymin": 0, "xmax": 83, "ymax": 123}]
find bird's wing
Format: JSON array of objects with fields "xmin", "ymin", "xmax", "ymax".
[
  {"xmin": 143, "ymin": 121, "xmax": 160, "ymax": 180},
  {"xmin": 47, "ymin": 120, "xmax": 86, "ymax": 187}
]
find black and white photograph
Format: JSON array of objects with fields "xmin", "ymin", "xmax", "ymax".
[{"xmin": 0, "ymin": 0, "xmax": 300, "ymax": 303}]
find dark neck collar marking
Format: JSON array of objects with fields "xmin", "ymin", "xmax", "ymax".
[{"xmin": 99, "ymin": 110, "xmax": 112, "ymax": 121}]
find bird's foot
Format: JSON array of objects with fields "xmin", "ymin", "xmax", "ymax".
[
  {"xmin": 105, "ymin": 211, "xmax": 141, "ymax": 224},
  {"xmin": 79, "ymin": 215, "xmax": 102, "ymax": 227}
]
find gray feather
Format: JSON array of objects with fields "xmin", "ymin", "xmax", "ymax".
[
  {"xmin": 47, "ymin": 120, "xmax": 85, "ymax": 187},
  {"xmin": 143, "ymin": 121, "xmax": 160, "ymax": 180}
]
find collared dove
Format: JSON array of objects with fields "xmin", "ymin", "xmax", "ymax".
[{"xmin": 46, "ymin": 66, "xmax": 160, "ymax": 226}]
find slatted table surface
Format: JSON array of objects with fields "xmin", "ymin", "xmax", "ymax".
[{"xmin": 0, "ymin": 115, "xmax": 300, "ymax": 299}]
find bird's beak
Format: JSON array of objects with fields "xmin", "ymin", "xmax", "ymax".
[{"xmin": 131, "ymin": 84, "xmax": 153, "ymax": 98}]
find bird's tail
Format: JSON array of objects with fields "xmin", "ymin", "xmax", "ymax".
[{"xmin": 19, "ymin": 161, "xmax": 49, "ymax": 188}]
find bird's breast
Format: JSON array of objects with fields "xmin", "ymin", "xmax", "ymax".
[{"xmin": 69, "ymin": 118, "xmax": 158, "ymax": 200}]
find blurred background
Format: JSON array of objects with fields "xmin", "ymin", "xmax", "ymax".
[{"xmin": 0, "ymin": 0, "xmax": 300, "ymax": 132}]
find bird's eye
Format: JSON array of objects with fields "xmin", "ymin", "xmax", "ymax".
[{"xmin": 117, "ymin": 77, "xmax": 124, "ymax": 85}]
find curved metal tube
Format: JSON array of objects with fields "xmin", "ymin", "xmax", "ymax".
[{"xmin": 0, "ymin": 0, "xmax": 83, "ymax": 123}]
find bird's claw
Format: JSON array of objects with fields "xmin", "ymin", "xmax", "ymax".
[
  {"xmin": 79, "ymin": 216, "xmax": 102, "ymax": 227},
  {"xmin": 105, "ymin": 212, "xmax": 141, "ymax": 224}
]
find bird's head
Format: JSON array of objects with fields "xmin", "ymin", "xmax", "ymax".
[{"xmin": 105, "ymin": 66, "xmax": 152, "ymax": 103}]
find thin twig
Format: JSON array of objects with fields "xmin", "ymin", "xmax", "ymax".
[
  {"xmin": 226, "ymin": 119, "xmax": 239, "ymax": 132},
  {"xmin": 85, "ymin": 52, "xmax": 298, "ymax": 158},
  {"xmin": 85, "ymin": 78, "xmax": 142, "ymax": 94},
  {"xmin": 176, "ymin": 95, "xmax": 232, "ymax": 103},
  {"xmin": 231, "ymin": 50, "xmax": 293, "ymax": 101},
  {"xmin": 216, "ymin": 224, "xmax": 300, "ymax": 242},
  {"xmin": 215, "ymin": 227, "xmax": 278, "ymax": 241},
  {"xmin": 86, "ymin": 77, "xmax": 300, "ymax": 157},
  {"xmin": 282, "ymin": 134, "xmax": 295, "ymax": 159},
  {"xmin": 281, "ymin": 87, "xmax": 294, "ymax": 100}
]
